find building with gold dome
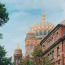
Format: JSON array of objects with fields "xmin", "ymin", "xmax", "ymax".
[
  {"xmin": 14, "ymin": 45, "xmax": 22, "ymax": 65},
  {"xmin": 25, "ymin": 12, "xmax": 55, "ymax": 57}
]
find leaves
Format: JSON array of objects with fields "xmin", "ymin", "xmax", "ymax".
[
  {"xmin": 0, "ymin": 45, "xmax": 6, "ymax": 58},
  {"xmin": 0, "ymin": 45, "xmax": 13, "ymax": 65},
  {"xmin": 0, "ymin": 3, "xmax": 9, "ymax": 39},
  {"xmin": 19, "ymin": 45, "xmax": 54, "ymax": 65},
  {"xmin": 31, "ymin": 45, "xmax": 54, "ymax": 65},
  {"xmin": 0, "ymin": 3, "xmax": 9, "ymax": 26}
]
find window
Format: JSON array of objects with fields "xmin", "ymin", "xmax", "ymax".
[
  {"xmin": 44, "ymin": 30, "xmax": 47, "ymax": 35},
  {"xmin": 49, "ymin": 37, "xmax": 54, "ymax": 47},
  {"xmin": 57, "ymin": 47, "xmax": 60, "ymax": 56},
  {"xmin": 58, "ymin": 60, "xmax": 60, "ymax": 65},
  {"xmin": 50, "ymin": 52, "xmax": 52, "ymax": 60},
  {"xmin": 52, "ymin": 50, "xmax": 54, "ymax": 59},
  {"xmin": 48, "ymin": 54, "xmax": 50, "ymax": 60},
  {"xmin": 48, "ymin": 54, "xmax": 49, "ymax": 56},
  {"xmin": 51, "ymin": 37, "xmax": 54, "ymax": 44},
  {"xmin": 56, "ymin": 32, "xmax": 59, "ymax": 40},
  {"xmin": 48, "ymin": 50, "xmax": 54, "ymax": 60}
]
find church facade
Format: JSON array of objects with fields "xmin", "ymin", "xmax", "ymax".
[{"xmin": 25, "ymin": 13, "xmax": 54, "ymax": 56}]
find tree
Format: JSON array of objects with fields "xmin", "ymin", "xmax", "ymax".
[
  {"xmin": 0, "ymin": 3, "xmax": 13, "ymax": 65},
  {"xmin": 32, "ymin": 45, "xmax": 43, "ymax": 65},
  {"xmin": 32, "ymin": 45, "xmax": 54, "ymax": 65},
  {"xmin": 0, "ymin": 3, "xmax": 9, "ymax": 26},
  {"xmin": 0, "ymin": 45, "xmax": 13, "ymax": 65},
  {"xmin": 0, "ymin": 3, "xmax": 9, "ymax": 39},
  {"xmin": 22, "ymin": 56, "xmax": 30, "ymax": 65}
]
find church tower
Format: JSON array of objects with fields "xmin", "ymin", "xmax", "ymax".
[
  {"xmin": 14, "ymin": 45, "xmax": 22, "ymax": 65},
  {"xmin": 25, "ymin": 12, "xmax": 54, "ymax": 57}
]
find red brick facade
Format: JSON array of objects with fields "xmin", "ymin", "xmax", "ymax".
[{"xmin": 40, "ymin": 24, "xmax": 65, "ymax": 65}]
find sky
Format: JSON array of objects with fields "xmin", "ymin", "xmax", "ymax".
[{"xmin": 0, "ymin": 0, "xmax": 65, "ymax": 57}]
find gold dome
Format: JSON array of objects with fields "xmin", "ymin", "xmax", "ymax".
[
  {"xmin": 14, "ymin": 45, "xmax": 22, "ymax": 55},
  {"xmin": 26, "ymin": 12, "xmax": 55, "ymax": 39},
  {"xmin": 30, "ymin": 21, "xmax": 54, "ymax": 32}
]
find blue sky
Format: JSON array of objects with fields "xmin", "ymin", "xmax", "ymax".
[{"xmin": 0, "ymin": 0, "xmax": 65, "ymax": 57}]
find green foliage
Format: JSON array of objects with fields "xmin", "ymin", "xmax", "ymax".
[
  {"xmin": 0, "ymin": 3, "xmax": 9, "ymax": 26},
  {"xmin": 0, "ymin": 45, "xmax": 13, "ymax": 65},
  {"xmin": 0, "ymin": 45, "xmax": 6, "ymax": 58},
  {"xmin": 23, "ymin": 56, "xmax": 30, "ymax": 65},
  {"xmin": 0, "ymin": 3, "xmax": 9, "ymax": 39},
  {"xmin": 32, "ymin": 45, "xmax": 43, "ymax": 57},
  {"xmin": 20, "ymin": 45, "xmax": 54, "ymax": 65},
  {"xmin": 32, "ymin": 45, "xmax": 54, "ymax": 65}
]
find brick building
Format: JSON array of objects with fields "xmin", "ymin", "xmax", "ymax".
[{"xmin": 40, "ymin": 21, "xmax": 65, "ymax": 65}]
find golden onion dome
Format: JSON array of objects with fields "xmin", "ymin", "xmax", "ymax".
[{"xmin": 14, "ymin": 45, "xmax": 22, "ymax": 55}]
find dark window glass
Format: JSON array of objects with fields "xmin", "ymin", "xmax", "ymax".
[
  {"xmin": 50, "ymin": 52, "xmax": 52, "ymax": 60},
  {"xmin": 52, "ymin": 50, "xmax": 54, "ymax": 59},
  {"xmin": 57, "ymin": 47, "xmax": 60, "ymax": 56},
  {"xmin": 56, "ymin": 32, "xmax": 59, "ymax": 40},
  {"xmin": 58, "ymin": 60, "xmax": 60, "ymax": 65},
  {"xmin": 48, "ymin": 54, "xmax": 50, "ymax": 60}
]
